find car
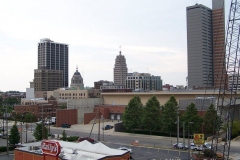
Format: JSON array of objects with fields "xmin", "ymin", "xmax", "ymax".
[
  {"xmin": 173, "ymin": 143, "xmax": 188, "ymax": 149},
  {"xmin": 44, "ymin": 121, "xmax": 51, "ymax": 125},
  {"xmin": 118, "ymin": 147, "xmax": 132, "ymax": 153},
  {"xmin": 61, "ymin": 124, "xmax": 71, "ymax": 128},
  {"xmin": 78, "ymin": 137, "xmax": 95, "ymax": 144},
  {"xmin": 36, "ymin": 121, "xmax": 42, "ymax": 124},
  {"xmin": 102, "ymin": 125, "xmax": 114, "ymax": 130},
  {"xmin": 191, "ymin": 142, "xmax": 211, "ymax": 151}
]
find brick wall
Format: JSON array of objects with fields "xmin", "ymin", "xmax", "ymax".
[{"xmin": 56, "ymin": 109, "xmax": 77, "ymax": 127}]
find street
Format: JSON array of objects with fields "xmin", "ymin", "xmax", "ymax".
[{"xmin": 1, "ymin": 121, "xmax": 240, "ymax": 159}]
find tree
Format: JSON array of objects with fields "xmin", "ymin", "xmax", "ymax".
[
  {"xmin": 161, "ymin": 101, "xmax": 178, "ymax": 134},
  {"xmin": 59, "ymin": 104, "xmax": 67, "ymax": 109},
  {"xmin": 61, "ymin": 130, "xmax": 67, "ymax": 141},
  {"xmin": 9, "ymin": 123, "xmax": 20, "ymax": 146},
  {"xmin": 33, "ymin": 124, "xmax": 48, "ymax": 141},
  {"xmin": 231, "ymin": 120, "xmax": 240, "ymax": 139},
  {"xmin": 203, "ymin": 104, "xmax": 217, "ymax": 134},
  {"xmin": 141, "ymin": 96, "xmax": 161, "ymax": 134},
  {"xmin": 181, "ymin": 103, "xmax": 203, "ymax": 133},
  {"xmin": 122, "ymin": 96, "xmax": 143, "ymax": 132},
  {"xmin": 166, "ymin": 95, "xmax": 178, "ymax": 106}
]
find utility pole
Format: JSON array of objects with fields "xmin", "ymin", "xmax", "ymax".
[
  {"xmin": 183, "ymin": 122, "xmax": 185, "ymax": 148},
  {"xmin": 42, "ymin": 105, "xmax": 44, "ymax": 140},
  {"xmin": 177, "ymin": 112, "xmax": 179, "ymax": 147},
  {"xmin": 25, "ymin": 121, "xmax": 27, "ymax": 143},
  {"xmin": 5, "ymin": 105, "xmax": 9, "ymax": 155},
  {"xmin": 21, "ymin": 115, "xmax": 23, "ymax": 144}
]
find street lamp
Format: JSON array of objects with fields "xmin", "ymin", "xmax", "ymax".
[
  {"xmin": 175, "ymin": 111, "xmax": 179, "ymax": 147},
  {"xmin": 188, "ymin": 122, "xmax": 194, "ymax": 160},
  {"xmin": 183, "ymin": 122, "xmax": 185, "ymax": 148},
  {"xmin": 21, "ymin": 114, "xmax": 23, "ymax": 144}
]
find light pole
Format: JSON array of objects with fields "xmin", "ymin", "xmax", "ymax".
[
  {"xmin": 183, "ymin": 122, "xmax": 185, "ymax": 148},
  {"xmin": 21, "ymin": 114, "xmax": 23, "ymax": 144},
  {"xmin": 175, "ymin": 111, "xmax": 180, "ymax": 147},
  {"xmin": 31, "ymin": 112, "xmax": 34, "ymax": 133},
  {"xmin": 202, "ymin": 123, "xmax": 205, "ymax": 134},
  {"xmin": 188, "ymin": 122, "xmax": 194, "ymax": 160}
]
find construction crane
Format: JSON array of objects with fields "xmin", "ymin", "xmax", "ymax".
[{"xmin": 211, "ymin": 0, "xmax": 240, "ymax": 159}]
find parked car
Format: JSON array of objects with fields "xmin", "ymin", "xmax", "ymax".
[
  {"xmin": 61, "ymin": 124, "xmax": 71, "ymax": 128},
  {"xmin": 118, "ymin": 147, "xmax": 132, "ymax": 153},
  {"xmin": 191, "ymin": 142, "xmax": 211, "ymax": 151},
  {"xmin": 44, "ymin": 121, "xmax": 51, "ymax": 125},
  {"xmin": 78, "ymin": 137, "xmax": 95, "ymax": 144},
  {"xmin": 102, "ymin": 125, "xmax": 114, "ymax": 130},
  {"xmin": 36, "ymin": 121, "xmax": 42, "ymax": 124},
  {"xmin": 173, "ymin": 143, "xmax": 188, "ymax": 149},
  {"xmin": 2, "ymin": 133, "xmax": 10, "ymax": 139}
]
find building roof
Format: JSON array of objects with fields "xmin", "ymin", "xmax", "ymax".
[{"xmin": 16, "ymin": 140, "xmax": 128, "ymax": 160}]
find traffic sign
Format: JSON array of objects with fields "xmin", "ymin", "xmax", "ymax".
[{"xmin": 193, "ymin": 134, "xmax": 204, "ymax": 145}]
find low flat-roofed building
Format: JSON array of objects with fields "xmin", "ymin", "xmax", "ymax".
[{"xmin": 14, "ymin": 140, "xmax": 130, "ymax": 160}]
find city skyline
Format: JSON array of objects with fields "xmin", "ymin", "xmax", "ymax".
[{"xmin": 0, "ymin": 0, "xmax": 230, "ymax": 92}]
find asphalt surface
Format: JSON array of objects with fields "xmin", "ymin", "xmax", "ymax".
[{"xmin": 1, "ymin": 120, "xmax": 240, "ymax": 159}]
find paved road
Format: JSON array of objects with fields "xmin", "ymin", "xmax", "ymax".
[{"xmin": 1, "ymin": 120, "xmax": 240, "ymax": 159}]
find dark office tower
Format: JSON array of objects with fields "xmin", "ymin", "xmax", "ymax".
[
  {"xmin": 187, "ymin": 4, "xmax": 213, "ymax": 89},
  {"xmin": 38, "ymin": 38, "xmax": 69, "ymax": 88},
  {"xmin": 212, "ymin": 0, "xmax": 225, "ymax": 89},
  {"xmin": 114, "ymin": 50, "xmax": 128, "ymax": 86}
]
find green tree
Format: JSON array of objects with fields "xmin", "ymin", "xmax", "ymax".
[
  {"xmin": 231, "ymin": 120, "xmax": 240, "ymax": 139},
  {"xmin": 203, "ymin": 104, "xmax": 217, "ymax": 134},
  {"xmin": 161, "ymin": 101, "xmax": 178, "ymax": 134},
  {"xmin": 141, "ymin": 96, "xmax": 161, "ymax": 134},
  {"xmin": 33, "ymin": 124, "xmax": 48, "ymax": 141},
  {"xmin": 167, "ymin": 95, "xmax": 178, "ymax": 106},
  {"xmin": 181, "ymin": 103, "xmax": 203, "ymax": 133},
  {"xmin": 61, "ymin": 130, "xmax": 67, "ymax": 141},
  {"xmin": 9, "ymin": 123, "xmax": 20, "ymax": 146},
  {"xmin": 122, "ymin": 96, "xmax": 143, "ymax": 132},
  {"xmin": 59, "ymin": 104, "xmax": 67, "ymax": 109}
]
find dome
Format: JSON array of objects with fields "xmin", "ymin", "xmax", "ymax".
[{"xmin": 74, "ymin": 70, "xmax": 81, "ymax": 76}]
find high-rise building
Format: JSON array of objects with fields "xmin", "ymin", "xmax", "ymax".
[
  {"xmin": 187, "ymin": 0, "xmax": 225, "ymax": 89},
  {"xmin": 212, "ymin": 0, "xmax": 225, "ymax": 89},
  {"xmin": 34, "ymin": 68, "xmax": 63, "ymax": 92},
  {"xmin": 38, "ymin": 38, "xmax": 69, "ymax": 88},
  {"xmin": 113, "ymin": 50, "xmax": 128, "ymax": 86}
]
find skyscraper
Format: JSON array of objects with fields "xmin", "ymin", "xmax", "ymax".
[
  {"xmin": 38, "ymin": 38, "xmax": 69, "ymax": 88},
  {"xmin": 187, "ymin": 4, "xmax": 213, "ymax": 89},
  {"xmin": 114, "ymin": 50, "xmax": 128, "ymax": 86},
  {"xmin": 187, "ymin": 0, "xmax": 225, "ymax": 89},
  {"xmin": 212, "ymin": 0, "xmax": 225, "ymax": 89}
]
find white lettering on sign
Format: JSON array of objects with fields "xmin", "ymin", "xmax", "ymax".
[
  {"xmin": 41, "ymin": 142, "xmax": 57, "ymax": 153},
  {"xmin": 41, "ymin": 140, "xmax": 61, "ymax": 156}
]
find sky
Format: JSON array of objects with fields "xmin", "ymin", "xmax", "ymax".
[{"xmin": 0, "ymin": 0, "xmax": 230, "ymax": 92}]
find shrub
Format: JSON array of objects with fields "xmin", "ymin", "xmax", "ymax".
[
  {"xmin": 203, "ymin": 149, "xmax": 215, "ymax": 158},
  {"xmin": 66, "ymin": 136, "xmax": 79, "ymax": 142}
]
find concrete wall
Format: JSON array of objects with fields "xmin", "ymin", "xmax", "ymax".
[
  {"xmin": 26, "ymin": 88, "xmax": 34, "ymax": 99},
  {"xmin": 67, "ymin": 98, "xmax": 103, "ymax": 124},
  {"xmin": 101, "ymin": 91, "xmax": 221, "ymax": 106}
]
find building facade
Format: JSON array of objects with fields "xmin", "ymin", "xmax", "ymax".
[
  {"xmin": 47, "ymin": 88, "xmax": 101, "ymax": 101},
  {"xmin": 70, "ymin": 67, "xmax": 84, "ymax": 90},
  {"xmin": 38, "ymin": 38, "xmax": 69, "ymax": 88},
  {"xmin": 113, "ymin": 50, "xmax": 128, "ymax": 86},
  {"xmin": 34, "ymin": 68, "xmax": 63, "ymax": 92},
  {"xmin": 187, "ymin": 3, "xmax": 213, "ymax": 89},
  {"xmin": 187, "ymin": 0, "xmax": 225, "ymax": 89},
  {"xmin": 212, "ymin": 0, "xmax": 225, "ymax": 89},
  {"xmin": 125, "ymin": 72, "xmax": 162, "ymax": 91},
  {"xmin": 94, "ymin": 80, "xmax": 110, "ymax": 89}
]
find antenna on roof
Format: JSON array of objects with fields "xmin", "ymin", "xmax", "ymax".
[{"xmin": 119, "ymin": 46, "xmax": 121, "ymax": 55}]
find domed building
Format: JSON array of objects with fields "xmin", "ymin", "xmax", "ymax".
[{"xmin": 70, "ymin": 67, "xmax": 84, "ymax": 90}]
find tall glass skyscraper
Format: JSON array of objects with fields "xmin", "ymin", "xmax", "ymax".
[{"xmin": 38, "ymin": 38, "xmax": 69, "ymax": 88}]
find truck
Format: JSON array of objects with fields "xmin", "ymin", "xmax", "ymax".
[{"xmin": 51, "ymin": 117, "xmax": 56, "ymax": 124}]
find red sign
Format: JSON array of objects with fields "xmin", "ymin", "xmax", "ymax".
[{"xmin": 41, "ymin": 140, "xmax": 61, "ymax": 156}]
